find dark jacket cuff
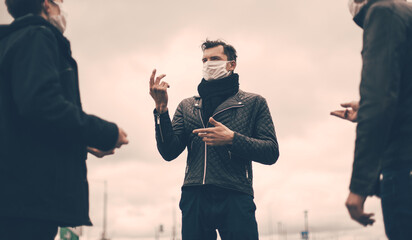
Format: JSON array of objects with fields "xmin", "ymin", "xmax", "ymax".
[
  {"xmin": 95, "ymin": 120, "xmax": 119, "ymax": 151},
  {"xmin": 349, "ymin": 178, "xmax": 379, "ymax": 197}
]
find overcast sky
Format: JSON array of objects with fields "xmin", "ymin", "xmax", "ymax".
[{"xmin": 1, "ymin": 0, "xmax": 398, "ymax": 239}]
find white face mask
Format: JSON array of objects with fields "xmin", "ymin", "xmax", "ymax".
[
  {"xmin": 202, "ymin": 61, "xmax": 231, "ymax": 81},
  {"xmin": 348, "ymin": 0, "xmax": 368, "ymax": 17},
  {"xmin": 47, "ymin": 1, "xmax": 67, "ymax": 34}
]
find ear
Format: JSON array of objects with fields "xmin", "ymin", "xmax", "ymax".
[
  {"xmin": 227, "ymin": 61, "xmax": 236, "ymax": 71},
  {"xmin": 42, "ymin": 0, "xmax": 52, "ymax": 15}
]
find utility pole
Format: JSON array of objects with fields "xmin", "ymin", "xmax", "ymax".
[
  {"xmin": 101, "ymin": 181, "xmax": 110, "ymax": 240},
  {"xmin": 301, "ymin": 210, "xmax": 309, "ymax": 240},
  {"xmin": 277, "ymin": 222, "xmax": 282, "ymax": 240},
  {"xmin": 155, "ymin": 224, "xmax": 164, "ymax": 240},
  {"xmin": 268, "ymin": 205, "xmax": 273, "ymax": 240},
  {"xmin": 304, "ymin": 210, "xmax": 308, "ymax": 234},
  {"xmin": 172, "ymin": 198, "xmax": 176, "ymax": 240},
  {"xmin": 280, "ymin": 223, "xmax": 287, "ymax": 240}
]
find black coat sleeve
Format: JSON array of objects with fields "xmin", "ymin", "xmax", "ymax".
[
  {"xmin": 350, "ymin": 6, "xmax": 406, "ymax": 196},
  {"xmin": 10, "ymin": 27, "xmax": 118, "ymax": 151},
  {"xmin": 154, "ymin": 101, "xmax": 188, "ymax": 161},
  {"xmin": 230, "ymin": 96, "xmax": 279, "ymax": 165}
]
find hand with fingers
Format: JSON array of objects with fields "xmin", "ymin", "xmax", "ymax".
[
  {"xmin": 87, "ymin": 147, "xmax": 115, "ymax": 158},
  {"xmin": 345, "ymin": 192, "xmax": 375, "ymax": 227},
  {"xmin": 116, "ymin": 127, "xmax": 129, "ymax": 148},
  {"xmin": 87, "ymin": 127, "xmax": 128, "ymax": 158},
  {"xmin": 330, "ymin": 101, "xmax": 359, "ymax": 122},
  {"xmin": 193, "ymin": 117, "xmax": 235, "ymax": 146},
  {"xmin": 149, "ymin": 69, "xmax": 169, "ymax": 114}
]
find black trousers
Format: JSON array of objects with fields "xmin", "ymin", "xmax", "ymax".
[
  {"xmin": 179, "ymin": 185, "xmax": 259, "ymax": 240},
  {"xmin": 381, "ymin": 166, "xmax": 412, "ymax": 240},
  {"xmin": 0, "ymin": 217, "xmax": 58, "ymax": 240}
]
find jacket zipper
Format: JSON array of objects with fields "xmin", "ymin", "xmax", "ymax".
[
  {"xmin": 198, "ymin": 109, "xmax": 207, "ymax": 184},
  {"xmin": 199, "ymin": 104, "xmax": 244, "ymax": 185},
  {"xmin": 156, "ymin": 114, "xmax": 164, "ymax": 143}
]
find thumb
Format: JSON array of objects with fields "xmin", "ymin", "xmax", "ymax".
[
  {"xmin": 209, "ymin": 117, "xmax": 221, "ymax": 126},
  {"xmin": 340, "ymin": 102, "xmax": 352, "ymax": 108}
]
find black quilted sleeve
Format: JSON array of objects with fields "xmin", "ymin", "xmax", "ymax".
[{"xmin": 230, "ymin": 96, "xmax": 279, "ymax": 165}]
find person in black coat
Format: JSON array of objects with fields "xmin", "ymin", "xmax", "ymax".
[
  {"xmin": 149, "ymin": 40, "xmax": 279, "ymax": 240},
  {"xmin": 0, "ymin": 0, "xmax": 129, "ymax": 239},
  {"xmin": 331, "ymin": 0, "xmax": 412, "ymax": 239}
]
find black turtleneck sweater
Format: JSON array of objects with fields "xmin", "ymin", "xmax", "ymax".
[{"xmin": 197, "ymin": 73, "xmax": 239, "ymax": 125}]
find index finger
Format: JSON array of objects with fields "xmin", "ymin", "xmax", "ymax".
[
  {"xmin": 87, "ymin": 147, "xmax": 98, "ymax": 152},
  {"xmin": 330, "ymin": 110, "xmax": 346, "ymax": 119},
  {"xmin": 193, "ymin": 128, "xmax": 214, "ymax": 134},
  {"xmin": 150, "ymin": 69, "xmax": 156, "ymax": 87},
  {"xmin": 155, "ymin": 74, "xmax": 167, "ymax": 85}
]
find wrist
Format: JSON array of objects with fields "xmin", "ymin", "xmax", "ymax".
[
  {"xmin": 156, "ymin": 104, "xmax": 168, "ymax": 114},
  {"xmin": 228, "ymin": 130, "xmax": 235, "ymax": 145}
]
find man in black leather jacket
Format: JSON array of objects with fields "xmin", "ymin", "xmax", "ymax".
[
  {"xmin": 331, "ymin": 0, "xmax": 412, "ymax": 238},
  {"xmin": 150, "ymin": 40, "xmax": 279, "ymax": 240},
  {"xmin": 0, "ymin": 0, "xmax": 128, "ymax": 239}
]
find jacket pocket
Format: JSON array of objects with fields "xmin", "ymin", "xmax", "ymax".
[
  {"xmin": 380, "ymin": 175, "xmax": 395, "ymax": 199},
  {"xmin": 409, "ymin": 171, "xmax": 412, "ymax": 191},
  {"xmin": 58, "ymin": 67, "xmax": 78, "ymax": 102},
  {"xmin": 59, "ymin": 67, "xmax": 75, "ymax": 81},
  {"xmin": 218, "ymin": 147, "xmax": 244, "ymax": 181}
]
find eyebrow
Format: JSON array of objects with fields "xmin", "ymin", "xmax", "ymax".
[{"xmin": 202, "ymin": 56, "xmax": 223, "ymax": 61}]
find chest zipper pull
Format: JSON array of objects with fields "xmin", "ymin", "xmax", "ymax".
[{"xmin": 156, "ymin": 114, "xmax": 164, "ymax": 143}]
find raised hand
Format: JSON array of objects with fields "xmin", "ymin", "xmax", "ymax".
[
  {"xmin": 193, "ymin": 118, "xmax": 234, "ymax": 146},
  {"xmin": 345, "ymin": 192, "xmax": 375, "ymax": 226},
  {"xmin": 149, "ymin": 69, "xmax": 169, "ymax": 114},
  {"xmin": 330, "ymin": 101, "xmax": 359, "ymax": 122}
]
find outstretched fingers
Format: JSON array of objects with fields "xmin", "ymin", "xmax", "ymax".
[
  {"xmin": 150, "ymin": 69, "xmax": 157, "ymax": 87},
  {"xmin": 150, "ymin": 69, "xmax": 167, "ymax": 88},
  {"xmin": 193, "ymin": 128, "xmax": 214, "ymax": 134},
  {"xmin": 155, "ymin": 74, "xmax": 167, "ymax": 85},
  {"xmin": 330, "ymin": 110, "xmax": 347, "ymax": 119}
]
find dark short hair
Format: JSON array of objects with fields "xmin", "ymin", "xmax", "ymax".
[
  {"xmin": 5, "ymin": 0, "xmax": 45, "ymax": 19},
  {"xmin": 201, "ymin": 39, "xmax": 238, "ymax": 62}
]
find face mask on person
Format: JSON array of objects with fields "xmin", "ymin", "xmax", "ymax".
[
  {"xmin": 348, "ymin": 0, "xmax": 368, "ymax": 17},
  {"xmin": 202, "ymin": 61, "xmax": 232, "ymax": 81},
  {"xmin": 46, "ymin": 0, "xmax": 67, "ymax": 34}
]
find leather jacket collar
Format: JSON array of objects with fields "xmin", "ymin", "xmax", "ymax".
[{"xmin": 194, "ymin": 90, "xmax": 245, "ymax": 120}]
